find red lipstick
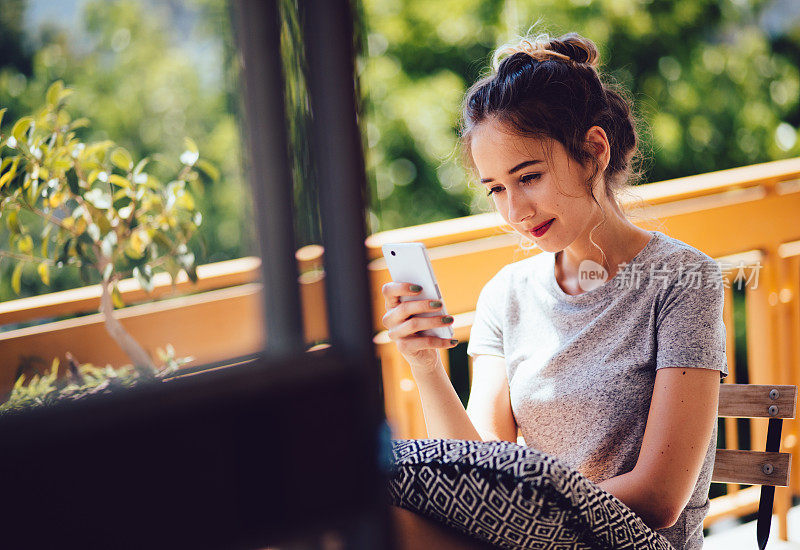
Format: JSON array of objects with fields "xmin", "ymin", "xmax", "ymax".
[{"xmin": 530, "ymin": 218, "xmax": 555, "ymax": 237}]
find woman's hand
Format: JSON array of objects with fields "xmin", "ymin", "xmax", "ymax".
[{"xmin": 382, "ymin": 282, "xmax": 458, "ymax": 373}]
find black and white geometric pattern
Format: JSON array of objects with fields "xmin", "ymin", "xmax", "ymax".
[{"xmin": 388, "ymin": 439, "xmax": 674, "ymax": 549}]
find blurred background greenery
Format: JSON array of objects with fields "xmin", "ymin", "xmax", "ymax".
[{"xmin": 1, "ymin": 0, "xmax": 799, "ymax": 305}]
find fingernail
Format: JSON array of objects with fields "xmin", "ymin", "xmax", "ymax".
[
  {"xmin": 429, "ymin": 300, "xmax": 442, "ymax": 308},
  {"xmin": 442, "ymin": 315, "xmax": 454, "ymax": 324},
  {"xmin": 449, "ymin": 339, "xmax": 459, "ymax": 346},
  {"xmin": 410, "ymin": 284, "xmax": 422, "ymax": 292}
]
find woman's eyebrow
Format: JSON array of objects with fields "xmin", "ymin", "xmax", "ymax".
[{"xmin": 480, "ymin": 159, "xmax": 542, "ymax": 183}]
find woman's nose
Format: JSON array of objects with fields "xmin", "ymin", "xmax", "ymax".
[{"xmin": 506, "ymin": 188, "xmax": 534, "ymax": 224}]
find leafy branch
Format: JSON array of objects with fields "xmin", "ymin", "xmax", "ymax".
[{"xmin": 0, "ymin": 81, "xmax": 215, "ymax": 371}]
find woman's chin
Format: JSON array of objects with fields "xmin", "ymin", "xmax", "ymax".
[{"xmin": 526, "ymin": 236, "xmax": 561, "ymax": 254}]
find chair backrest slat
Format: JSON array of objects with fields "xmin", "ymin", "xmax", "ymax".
[
  {"xmin": 712, "ymin": 449, "xmax": 791, "ymax": 486},
  {"xmin": 718, "ymin": 384, "xmax": 797, "ymax": 419}
]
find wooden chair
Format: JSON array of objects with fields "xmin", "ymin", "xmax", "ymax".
[{"xmin": 712, "ymin": 384, "xmax": 796, "ymax": 550}]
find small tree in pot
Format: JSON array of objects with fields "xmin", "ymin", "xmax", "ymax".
[{"xmin": 0, "ymin": 81, "xmax": 214, "ymax": 397}]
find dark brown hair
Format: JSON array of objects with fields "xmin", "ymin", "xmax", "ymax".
[{"xmin": 460, "ymin": 32, "xmax": 641, "ymax": 205}]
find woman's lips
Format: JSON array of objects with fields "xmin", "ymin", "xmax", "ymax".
[{"xmin": 530, "ymin": 218, "xmax": 555, "ymax": 237}]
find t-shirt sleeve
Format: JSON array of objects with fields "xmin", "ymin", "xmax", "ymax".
[
  {"xmin": 466, "ymin": 270, "xmax": 506, "ymax": 358},
  {"xmin": 655, "ymin": 255, "xmax": 729, "ymax": 379}
]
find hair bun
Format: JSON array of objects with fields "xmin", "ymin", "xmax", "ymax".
[
  {"xmin": 549, "ymin": 32, "xmax": 599, "ymax": 68},
  {"xmin": 493, "ymin": 31, "xmax": 600, "ymax": 70}
]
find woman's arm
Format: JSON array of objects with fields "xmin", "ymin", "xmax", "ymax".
[
  {"xmin": 596, "ymin": 366, "xmax": 721, "ymax": 530},
  {"xmin": 413, "ymin": 354, "xmax": 517, "ymax": 442},
  {"xmin": 466, "ymin": 354, "xmax": 518, "ymax": 442}
]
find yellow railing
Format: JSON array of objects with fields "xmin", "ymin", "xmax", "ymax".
[{"xmin": 1, "ymin": 157, "xmax": 799, "ymax": 536}]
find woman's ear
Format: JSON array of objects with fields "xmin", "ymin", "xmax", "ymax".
[{"xmin": 585, "ymin": 125, "xmax": 610, "ymax": 173}]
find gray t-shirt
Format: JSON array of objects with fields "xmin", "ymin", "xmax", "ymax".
[{"xmin": 466, "ymin": 230, "xmax": 728, "ymax": 550}]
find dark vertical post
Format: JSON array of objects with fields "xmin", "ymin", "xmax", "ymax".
[
  {"xmin": 232, "ymin": 0, "xmax": 305, "ymax": 357},
  {"xmin": 300, "ymin": 1, "xmax": 391, "ymax": 547},
  {"xmin": 300, "ymin": 0, "xmax": 375, "ymax": 369},
  {"xmin": 757, "ymin": 417, "xmax": 783, "ymax": 550}
]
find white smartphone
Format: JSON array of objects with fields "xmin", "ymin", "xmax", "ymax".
[{"xmin": 381, "ymin": 242, "xmax": 454, "ymax": 340}]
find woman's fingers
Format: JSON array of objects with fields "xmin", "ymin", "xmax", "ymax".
[
  {"xmin": 381, "ymin": 282, "xmax": 457, "ymax": 354},
  {"xmin": 382, "ymin": 297, "xmax": 446, "ymax": 331},
  {"xmin": 388, "ymin": 312, "xmax": 454, "ymax": 340},
  {"xmin": 382, "ymin": 281, "xmax": 423, "ymax": 310}
]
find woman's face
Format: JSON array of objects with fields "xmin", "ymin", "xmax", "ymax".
[{"xmin": 469, "ymin": 120, "xmax": 606, "ymax": 253}]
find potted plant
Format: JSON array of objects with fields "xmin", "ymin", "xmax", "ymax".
[{"xmin": 0, "ymin": 81, "xmax": 214, "ymax": 411}]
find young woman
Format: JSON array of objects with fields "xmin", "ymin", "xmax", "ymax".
[{"xmin": 382, "ymin": 32, "xmax": 728, "ymax": 549}]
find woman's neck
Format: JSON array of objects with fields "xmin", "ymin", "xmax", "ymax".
[{"xmin": 554, "ymin": 201, "xmax": 652, "ymax": 295}]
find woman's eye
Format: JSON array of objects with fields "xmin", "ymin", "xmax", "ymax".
[{"xmin": 486, "ymin": 174, "xmax": 540, "ymax": 196}]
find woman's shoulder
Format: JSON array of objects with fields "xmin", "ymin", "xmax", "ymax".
[
  {"xmin": 645, "ymin": 231, "xmax": 723, "ymax": 297},
  {"xmin": 649, "ymin": 230, "xmax": 721, "ymax": 275}
]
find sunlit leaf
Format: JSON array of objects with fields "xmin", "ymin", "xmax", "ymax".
[
  {"xmin": 176, "ymin": 191, "xmax": 195, "ymax": 210},
  {"xmin": 111, "ymin": 284, "xmax": 125, "ymax": 309},
  {"xmin": 17, "ymin": 234, "xmax": 33, "ymax": 254},
  {"xmin": 11, "ymin": 263, "xmax": 23, "ymax": 294},
  {"xmin": 124, "ymin": 245, "xmax": 144, "ymax": 261},
  {"xmin": 70, "ymin": 117, "xmax": 90, "ymax": 130},
  {"xmin": 133, "ymin": 158, "xmax": 149, "ymax": 175},
  {"xmin": 111, "ymin": 148, "xmax": 133, "ymax": 171},
  {"xmin": 6, "ymin": 210, "xmax": 20, "ymax": 234},
  {"xmin": 48, "ymin": 190, "xmax": 65, "ymax": 209},
  {"xmin": 58, "ymin": 87, "xmax": 74, "ymax": 103},
  {"xmin": 195, "ymin": 159, "xmax": 219, "ymax": 182},
  {"xmin": 46, "ymin": 81, "xmax": 64, "ymax": 107},
  {"xmin": 11, "ymin": 117, "xmax": 33, "ymax": 142},
  {"xmin": 41, "ymin": 225, "xmax": 52, "ymax": 257},
  {"xmin": 38, "ymin": 262, "xmax": 50, "ymax": 286},
  {"xmin": 87, "ymin": 169, "xmax": 101, "ymax": 186},
  {"xmin": 108, "ymin": 174, "xmax": 131, "ymax": 188},
  {"xmin": 0, "ymin": 158, "xmax": 20, "ymax": 189}
]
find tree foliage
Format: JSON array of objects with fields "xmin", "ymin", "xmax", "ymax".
[
  {"xmin": 0, "ymin": 0, "xmax": 246, "ymax": 304},
  {"xmin": 0, "ymin": 81, "xmax": 205, "ymax": 298},
  {"xmin": 0, "ymin": 81, "xmax": 212, "ymax": 370},
  {"xmin": 359, "ymin": 0, "xmax": 800, "ymax": 232}
]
